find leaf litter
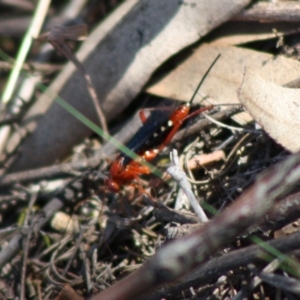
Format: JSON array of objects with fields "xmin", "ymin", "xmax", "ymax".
[{"xmin": 2, "ymin": 1, "xmax": 300, "ymax": 300}]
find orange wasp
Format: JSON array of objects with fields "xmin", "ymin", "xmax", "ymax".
[{"xmin": 105, "ymin": 54, "xmax": 220, "ymax": 192}]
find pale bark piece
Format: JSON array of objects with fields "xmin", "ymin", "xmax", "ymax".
[
  {"xmin": 236, "ymin": 1, "xmax": 300, "ymax": 22},
  {"xmin": 238, "ymin": 67, "xmax": 300, "ymax": 153},
  {"xmin": 187, "ymin": 150, "xmax": 226, "ymax": 170},
  {"xmin": 6, "ymin": 0, "xmax": 250, "ymax": 172},
  {"xmin": 146, "ymin": 44, "xmax": 300, "ymax": 125}
]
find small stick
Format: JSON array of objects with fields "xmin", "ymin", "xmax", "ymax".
[
  {"xmin": 41, "ymin": 25, "xmax": 109, "ymax": 134},
  {"xmin": 167, "ymin": 149, "xmax": 208, "ymax": 223}
]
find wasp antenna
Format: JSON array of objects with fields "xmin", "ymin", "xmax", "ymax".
[{"xmin": 189, "ymin": 53, "xmax": 221, "ymax": 104}]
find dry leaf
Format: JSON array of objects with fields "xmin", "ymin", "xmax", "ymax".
[
  {"xmin": 147, "ymin": 44, "xmax": 300, "ymax": 105},
  {"xmin": 209, "ymin": 22, "xmax": 300, "ymax": 47},
  {"xmin": 146, "ymin": 44, "xmax": 300, "ymax": 125},
  {"xmin": 238, "ymin": 67, "xmax": 300, "ymax": 153},
  {"xmin": 7, "ymin": 0, "xmax": 250, "ymax": 171}
]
